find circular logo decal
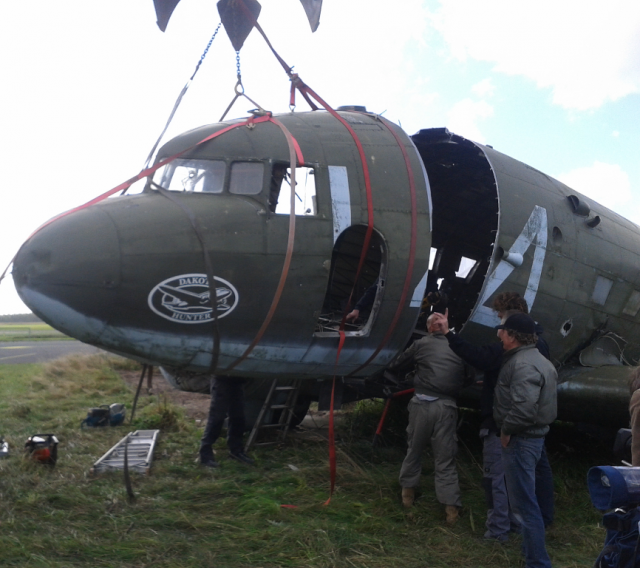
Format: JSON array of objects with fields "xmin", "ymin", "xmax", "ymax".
[{"xmin": 148, "ymin": 273, "xmax": 239, "ymax": 324}]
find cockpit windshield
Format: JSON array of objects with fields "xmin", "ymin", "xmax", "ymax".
[
  {"xmin": 229, "ymin": 162, "xmax": 264, "ymax": 195},
  {"xmin": 154, "ymin": 159, "xmax": 226, "ymax": 193},
  {"xmin": 149, "ymin": 159, "xmax": 315, "ymax": 216}
]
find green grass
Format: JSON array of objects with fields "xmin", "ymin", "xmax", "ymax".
[
  {"xmin": 0, "ymin": 356, "xmax": 611, "ymax": 567},
  {"xmin": 0, "ymin": 322, "xmax": 67, "ymax": 341}
]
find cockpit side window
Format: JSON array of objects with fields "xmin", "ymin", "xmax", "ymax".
[
  {"xmin": 270, "ymin": 163, "xmax": 317, "ymax": 216},
  {"xmin": 154, "ymin": 159, "xmax": 225, "ymax": 193},
  {"xmin": 229, "ymin": 162, "xmax": 264, "ymax": 195}
]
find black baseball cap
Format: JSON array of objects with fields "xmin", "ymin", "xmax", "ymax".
[{"xmin": 496, "ymin": 312, "xmax": 536, "ymax": 335}]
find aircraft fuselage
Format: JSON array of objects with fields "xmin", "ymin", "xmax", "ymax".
[{"xmin": 13, "ymin": 110, "xmax": 640, "ymax": 426}]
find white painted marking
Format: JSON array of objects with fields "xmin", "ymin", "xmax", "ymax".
[
  {"xmin": 148, "ymin": 273, "xmax": 239, "ymax": 324},
  {"xmin": 470, "ymin": 205, "xmax": 548, "ymax": 328},
  {"xmin": 0, "ymin": 352, "xmax": 35, "ymax": 362},
  {"xmin": 328, "ymin": 165, "xmax": 351, "ymax": 244},
  {"xmin": 411, "ymin": 270, "xmax": 429, "ymax": 308}
]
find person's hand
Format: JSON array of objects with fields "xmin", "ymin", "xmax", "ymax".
[
  {"xmin": 430, "ymin": 309, "xmax": 450, "ymax": 334},
  {"xmin": 346, "ymin": 309, "xmax": 360, "ymax": 322},
  {"xmin": 500, "ymin": 432, "xmax": 511, "ymax": 448},
  {"xmin": 426, "ymin": 291, "xmax": 441, "ymax": 306}
]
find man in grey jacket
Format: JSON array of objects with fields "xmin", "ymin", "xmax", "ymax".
[
  {"xmin": 495, "ymin": 312, "xmax": 557, "ymax": 568},
  {"xmin": 388, "ymin": 313, "xmax": 470, "ymax": 523}
]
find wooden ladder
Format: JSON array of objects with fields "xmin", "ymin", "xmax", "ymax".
[{"xmin": 245, "ymin": 379, "xmax": 302, "ymax": 451}]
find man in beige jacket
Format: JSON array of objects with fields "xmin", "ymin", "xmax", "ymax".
[{"xmin": 388, "ymin": 313, "xmax": 470, "ymax": 523}]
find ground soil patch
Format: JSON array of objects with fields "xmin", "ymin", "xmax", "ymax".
[
  {"xmin": 118, "ymin": 369, "xmax": 211, "ymax": 423},
  {"xmin": 117, "ymin": 369, "xmax": 340, "ymax": 435}
]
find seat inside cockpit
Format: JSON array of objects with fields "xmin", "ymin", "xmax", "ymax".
[{"xmin": 411, "ymin": 128, "xmax": 499, "ymax": 331}]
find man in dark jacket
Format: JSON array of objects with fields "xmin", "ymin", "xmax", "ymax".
[
  {"xmin": 431, "ymin": 293, "xmax": 554, "ymax": 542},
  {"xmin": 345, "ymin": 280, "xmax": 379, "ymax": 323},
  {"xmin": 388, "ymin": 314, "xmax": 470, "ymax": 523},
  {"xmin": 495, "ymin": 312, "xmax": 556, "ymax": 568},
  {"xmin": 199, "ymin": 376, "xmax": 254, "ymax": 467}
]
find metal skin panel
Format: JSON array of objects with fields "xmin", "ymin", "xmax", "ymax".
[
  {"xmin": 455, "ymin": 140, "xmax": 640, "ymax": 424},
  {"xmin": 466, "ymin": 143, "xmax": 640, "ymax": 361},
  {"xmin": 556, "ymin": 366, "xmax": 631, "ymax": 427},
  {"xmin": 13, "ymin": 111, "xmax": 431, "ymax": 379}
]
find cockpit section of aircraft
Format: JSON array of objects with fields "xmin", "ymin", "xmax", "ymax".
[
  {"xmin": 148, "ymin": 159, "xmax": 317, "ymax": 217},
  {"xmin": 150, "ymin": 158, "xmax": 264, "ymax": 195}
]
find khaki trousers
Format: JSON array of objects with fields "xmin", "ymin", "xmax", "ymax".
[{"xmin": 399, "ymin": 397, "xmax": 461, "ymax": 507}]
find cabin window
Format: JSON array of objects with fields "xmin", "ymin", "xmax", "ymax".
[
  {"xmin": 315, "ymin": 225, "xmax": 386, "ymax": 337},
  {"xmin": 229, "ymin": 162, "xmax": 264, "ymax": 195},
  {"xmin": 270, "ymin": 164, "xmax": 317, "ymax": 216},
  {"xmin": 623, "ymin": 291, "xmax": 640, "ymax": 317},
  {"xmin": 456, "ymin": 256, "xmax": 477, "ymax": 278},
  {"xmin": 428, "ymin": 248, "xmax": 438, "ymax": 270},
  {"xmin": 154, "ymin": 159, "xmax": 225, "ymax": 193},
  {"xmin": 592, "ymin": 275, "xmax": 613, "ymax": 305}
]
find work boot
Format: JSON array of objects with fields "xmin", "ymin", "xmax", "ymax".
[
  {"xmin": 445, "ymin": 505, "xmax": 459, "ymax": 524},
  {"xmin": 229, "ymin": 451, "xmax": 255, "ymax": 465},
  {"xmin": 401, "ymin": 487, "xmax": 415, "ymax": 508},
  {"xmin": 200, "ymin": 457, "xmax": 219, "ymax": 468},
  {"xmin": 199, "ymin": 445, "xmax": 218, "ymax": 468}
]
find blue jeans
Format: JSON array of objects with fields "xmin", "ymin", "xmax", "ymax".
[
  {"xmin": 502, "ymin": 436, "xmax": 552, "ymax": 568},
  {"xmin": 536, "ymin": 445, "xmax": 555, "ymax": 527},
  {"xmin": 482, "ymin": 432, "xmax": 520, "ymax": 539}
]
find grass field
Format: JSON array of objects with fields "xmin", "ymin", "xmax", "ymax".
[
  {"xmin": 0, "ymin": 355, "xmax": 612, "ymax": 567},
  {"xmin": 0, "ymin": 322, "xmax": 67, "ymax": 341}
]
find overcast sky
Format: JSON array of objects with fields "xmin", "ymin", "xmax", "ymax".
[{"xmin": 1, "ymin": 0, "xmax": 639, "ymax": 315}]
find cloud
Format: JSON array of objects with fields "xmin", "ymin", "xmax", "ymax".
[
  {"xmin": 471, "ymin": 78, "xmax": 496, "ymax": 98},
  {"xmin": 557, "ymin": 161, "xmax": 632, "ymax": 213},
  {"xmin": 430, "ymin": 0, "xmax": 640, "ymax": 110},
  {"xmin": 447, "ymin": 98, "xmax": 494, "ymax": 143}
]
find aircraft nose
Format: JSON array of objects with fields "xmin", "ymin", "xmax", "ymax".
[{"xmin": 12, "ymin": 206, "xmax": 121, "ymax": 340}]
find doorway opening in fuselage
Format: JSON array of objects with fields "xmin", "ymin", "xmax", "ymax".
[
  {"xmin": 411, "ymin": 128, "xmax": 499, "ymax": 331},
  {"xmin": 314, "ymin": 225, "xmax": 386, "ymax": 337}
]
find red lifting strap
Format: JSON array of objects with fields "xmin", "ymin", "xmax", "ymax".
[
  {"xmin": 373, "ymin": 388, "xmax": 415, "ymax": 441},
  {"xmin": 246, "ymin": 4, "xmax": 375, "ymax": 328},
  {"xmin": 293, "ymin": 81, "xmax": 376, "ymax": 320},
  {"xmin": 224, "ymin": 115, "xmax": 304, "ymax": 372},
  {"xmin": 350, "ymin": 118, "xmax": 419, "ymax": 375},
  {"xmin": 324, "ymin": 330, "xmax": 346, "ymax": 505}
]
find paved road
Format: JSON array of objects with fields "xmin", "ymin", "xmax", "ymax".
[{"xmin": 0, "ymin": 341, "xmax": 104, "ymax": 365}]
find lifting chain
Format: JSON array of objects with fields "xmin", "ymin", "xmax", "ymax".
[
  {"xmin": 142, "ymin": 23, "xmax": 223, "ymax": 171},
  {"xmin": 219, "ymin": 50, "xmax": 267, "ymax": 123},
  {"xmin": 190, "ymin": 23, "xmax": 222, "ymax": 81},
  {"xmin": 236, "ymin": 51, "xmax": 243, "ymax": 88}
]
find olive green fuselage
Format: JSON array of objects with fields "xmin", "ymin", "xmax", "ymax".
[{"xmin": 14, "ymin": 112, "xmax": 640, "ymax": 426}]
